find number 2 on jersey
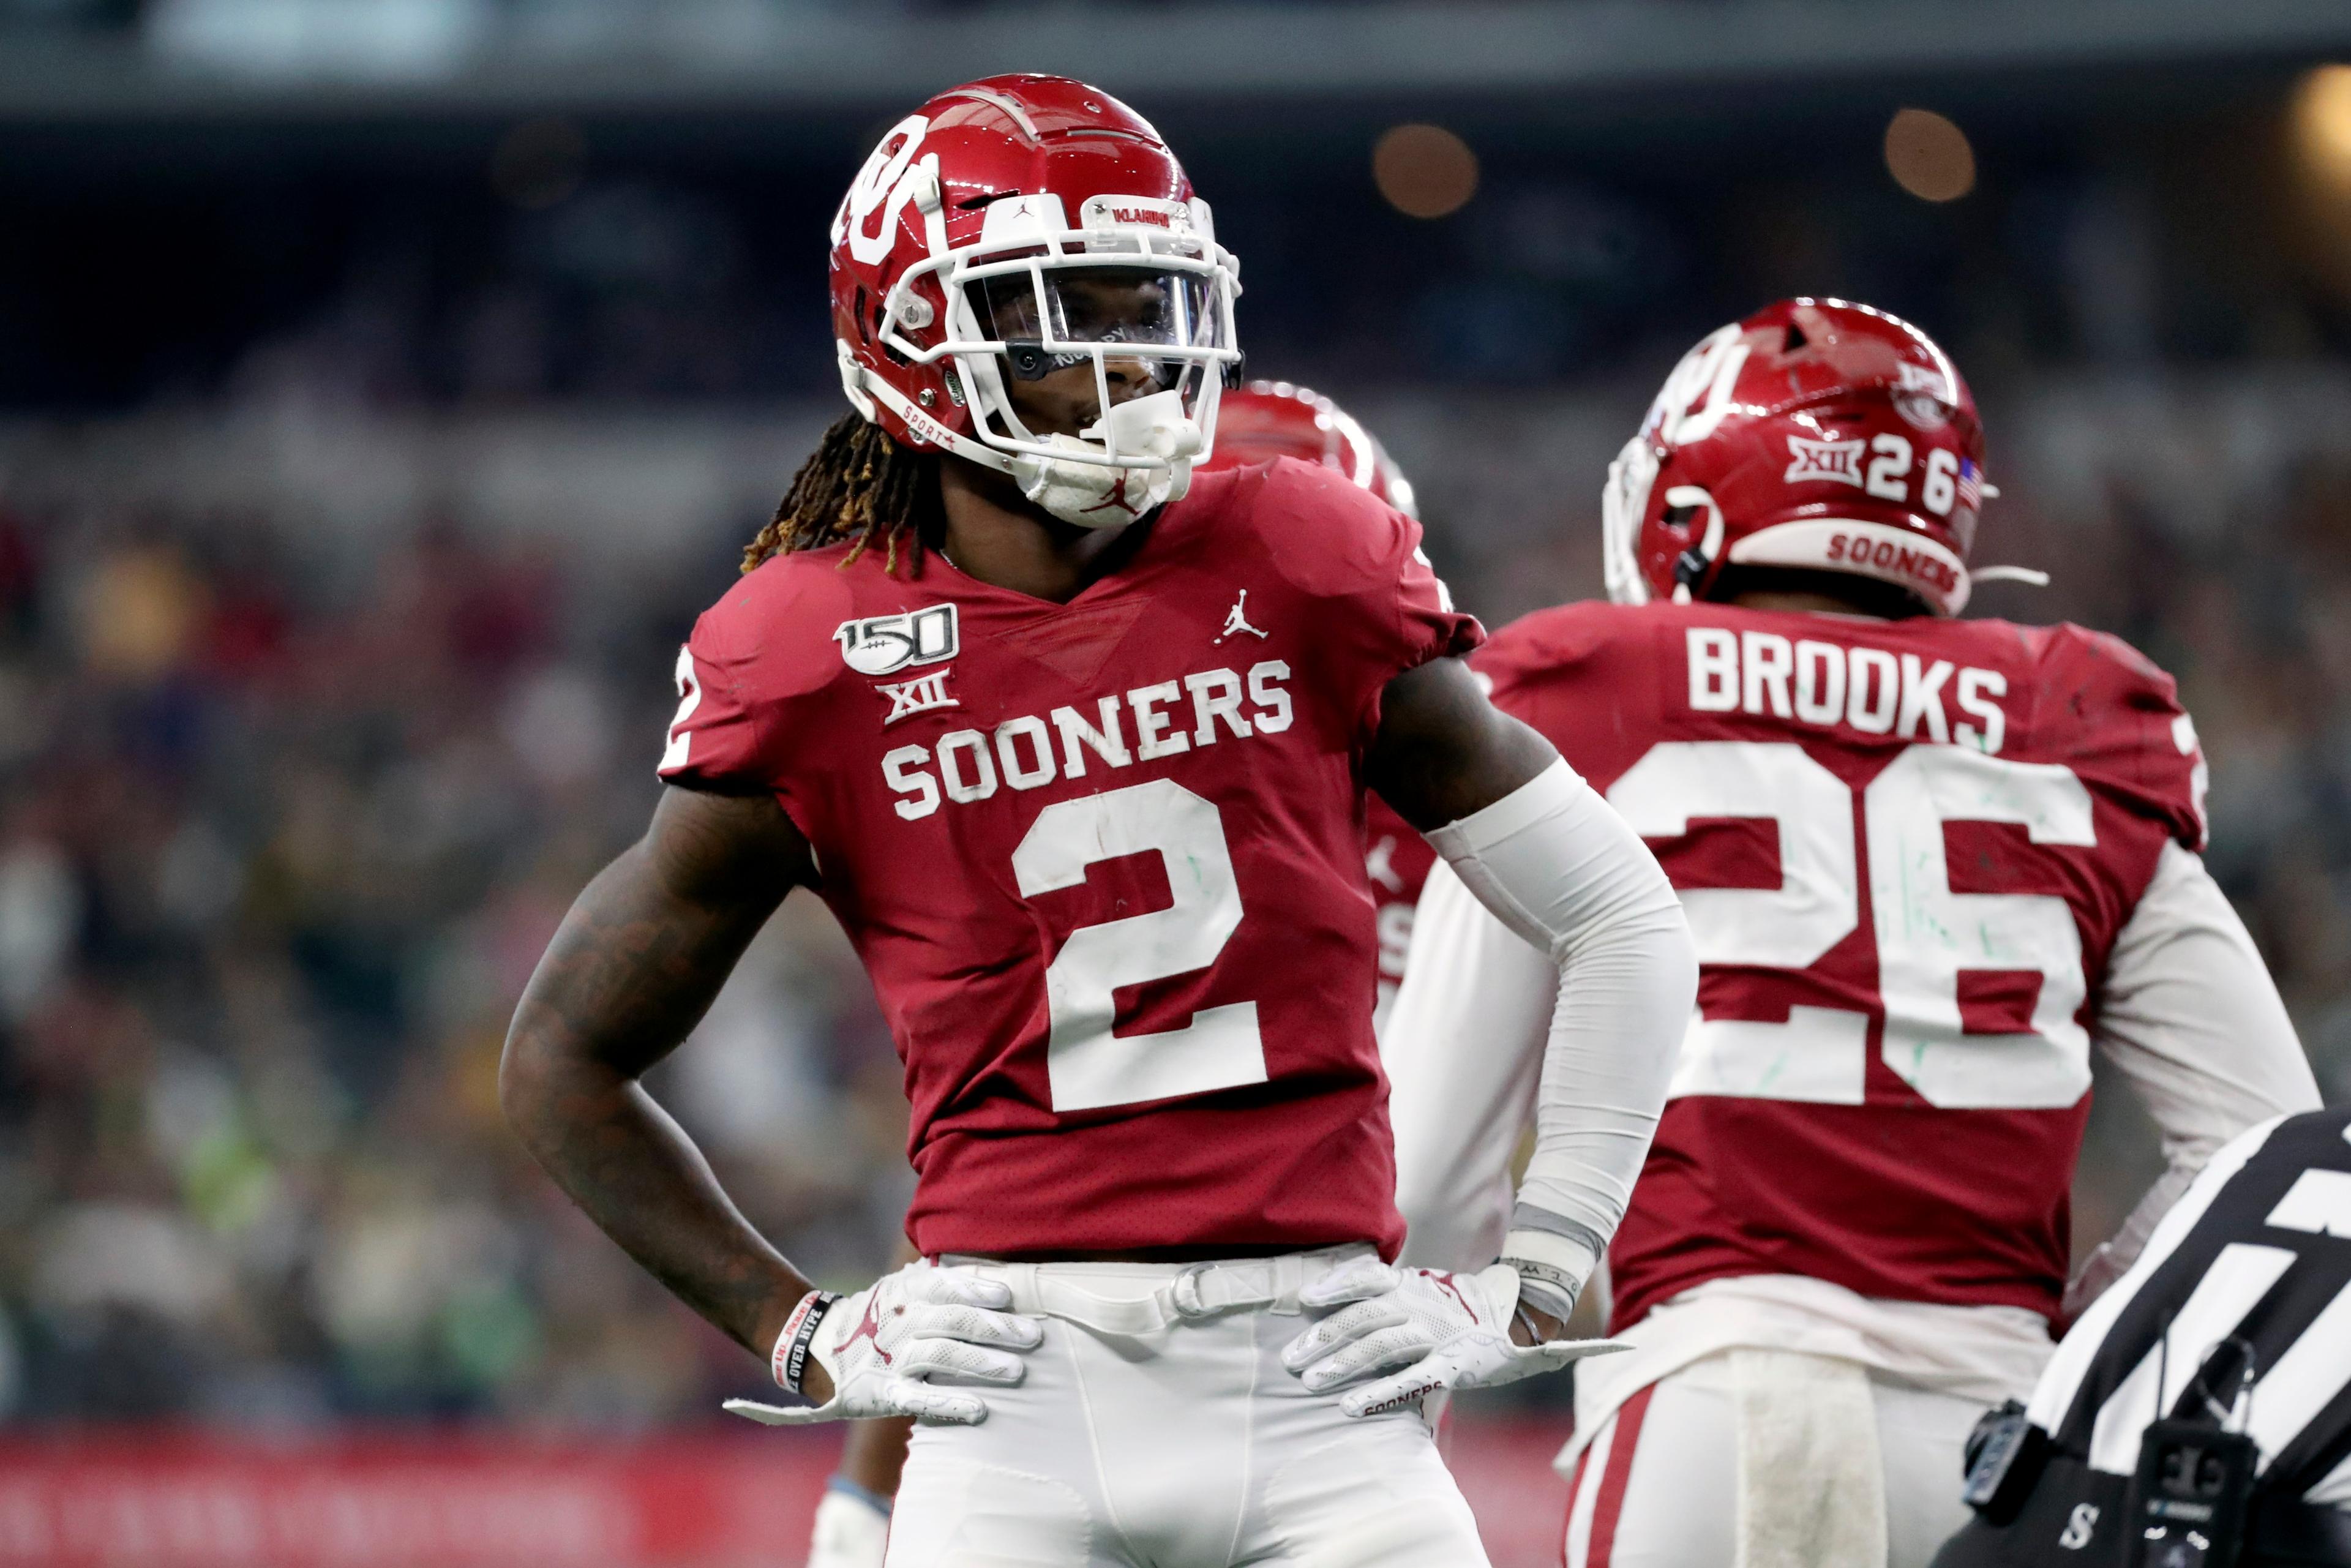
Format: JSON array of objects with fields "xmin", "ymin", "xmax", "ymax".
[
  {"xmin": 1011, "ymin": 778, "xmax": 1267, "ymax": 1113},
  {"xmin": 1608, "ymin": 741, "xmax": 2096, "ymax": 1110}
]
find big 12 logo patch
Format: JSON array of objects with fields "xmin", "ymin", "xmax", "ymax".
[{"xmin": 834, "ymin": 602, "xmax": 959, "ymax": 677}]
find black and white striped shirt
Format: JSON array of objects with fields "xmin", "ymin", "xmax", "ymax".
[
  {"xmin": 2030, "ymin": 1108, "xmax": 2351, "ymax": 1506},
  {"xmin": 1937, "ymin": 1109, "xmax": 2351, "ymax": 1566}
]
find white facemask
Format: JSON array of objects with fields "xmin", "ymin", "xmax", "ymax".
[{"xmin": 1010, "ymin": 389, "xmax": 1204, "ymax": 529}]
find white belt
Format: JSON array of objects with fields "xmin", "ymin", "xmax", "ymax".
[{"xmin": 942, "ymin": 1245, "xmax": 1376, "ymax": 1337}]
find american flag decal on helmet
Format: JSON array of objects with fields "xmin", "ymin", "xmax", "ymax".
[{"xmin": 1957, "ymin": 458, "xmax": 1984, "ymax": 512}]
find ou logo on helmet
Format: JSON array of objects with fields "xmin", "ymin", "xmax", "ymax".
[
  {"xmin": 1646, "ymin": 323, "xmax": 1751, "ymax": 448},
  {"xmin": 835, "ymin": 113, "xmax": 932, "ymax": 266}
]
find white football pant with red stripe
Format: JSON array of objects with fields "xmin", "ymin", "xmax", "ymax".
[
  {"xmin": 1562, "ymin": 1350, "xmax": 1986, "ymax": 1568},
  {"xmin": 883, "ymin": 1248, "xmax": 1489, "ymax": 1567}
]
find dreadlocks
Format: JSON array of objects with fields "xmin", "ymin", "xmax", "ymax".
[{"xmin": 741, "ymin": 413, "xmax": 932, "ymax": 575}]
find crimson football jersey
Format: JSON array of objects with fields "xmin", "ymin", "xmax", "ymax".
[
  {"xmin": 1475, "ymin": 601, "xmax": 2206, "ymax": 1329},
  {"xmin": 660, "ymin": 459, "xmax": 1479, "ymax": 1260},
  {"xmin": 1365, "ymin": 795, "xmax": 1436, "ymax": 1033}
]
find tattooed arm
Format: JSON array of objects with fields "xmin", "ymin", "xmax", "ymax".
[{"xmin": 500, "ymin": 784, "xmax": 836, "ymax": 1396}]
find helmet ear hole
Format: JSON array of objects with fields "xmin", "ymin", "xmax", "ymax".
[{"xmin": 1660, "ymin": 483, "xmax": 1726, "ymax": 603}]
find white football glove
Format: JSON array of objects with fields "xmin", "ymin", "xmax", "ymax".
[
  {"xmin": 1281, "ymin": 1255, "xmax": 1627, "ymax": 1418},
  {"xmin": 722, "ymin": 1261, "xmax": 1040, "ymax": 1428},
  {"xmin": 804, "ymin": 1484, "xmax": 891, "ymax": 1568}
]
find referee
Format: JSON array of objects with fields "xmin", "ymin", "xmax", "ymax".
[{"xmin": 1933, "ymin": 1108, "xmax": 2351, "ymax": 1568}]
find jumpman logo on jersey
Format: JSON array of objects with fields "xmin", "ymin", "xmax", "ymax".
[{"xmin": 1216, "ymin": 589, "xmax": 1268, "ymax": 643}]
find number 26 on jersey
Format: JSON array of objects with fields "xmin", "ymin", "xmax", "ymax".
[{"xmin": 1611, "ymin": 739, "xmax": 2098, "ymax": 1112}]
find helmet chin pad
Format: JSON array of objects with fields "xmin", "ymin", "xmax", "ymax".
[{"xmin": 1010, "ymin": 388, "xmax": 1202, "ymax": 528}]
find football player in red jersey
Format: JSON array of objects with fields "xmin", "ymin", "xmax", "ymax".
[
  {"xmin": 1380, "ymin": 298, "xmax": 2323, "ymax": 1568},
  {"xmin": 1210, "ymin": 380, "xmax": 1437, "ymax": 1030},
  {"xmin": 801, "ymin": 378, "xmax": 1448, "ymax": 1568},
  {"xmin": 499, "ymin": 77, "xmax": 1698, "ymax": 1567}
]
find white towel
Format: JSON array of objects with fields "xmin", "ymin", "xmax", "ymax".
[{"xmin": 1731, "ymin": 1348, "xmax": 1888, "ymax": 1568}]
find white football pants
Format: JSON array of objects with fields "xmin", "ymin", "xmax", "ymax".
[
  {"xmin": 882, "ymin": 1247, "xmax": 1489, "ymax": 1568},
  {"xmin": 1562, "ymin": 1350, "xmax": 1988, "ymax": 1568}
]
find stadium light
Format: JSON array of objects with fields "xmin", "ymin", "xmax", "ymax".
[
  {"xmin": 1884, "ymin": 107, "xmax": 1976, "ymax": 203},
  {"xmin": 1374, "ymin": 124, "xmax": 1479, "ymax": 220},
  {"xmin": 2294, "ymin": 64, "xmax": 2351, "ymax": 197}
]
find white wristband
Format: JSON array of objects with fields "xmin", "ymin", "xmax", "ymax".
[{"xmin": 1502, "ymin": 1225, "xmax": 1597, "ymax": 1320}]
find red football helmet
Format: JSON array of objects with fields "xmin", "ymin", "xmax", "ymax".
[
  {"xmin": 1602, "ymin": 298, "xmax": 1990, "ymax": 616},
  {"xmin": 1201, "ymin": 380, "xmax": 1417, "ymax": 518},
  {"xmin": 828, "ymin": 75, "xmax": 1242, "ymax": 523}
]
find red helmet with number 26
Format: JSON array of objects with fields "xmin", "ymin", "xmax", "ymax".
[
  {"xmin": 829, "ymin": 74, "xmax": 1243, "ymax": 527},
  {"xmin": 1202, "ymin": 380, "xmax": 1417, "ymax": 519},
  {"xmin": 1603, "ymin": 298, "xmax": 1990, "ymax": 616}
]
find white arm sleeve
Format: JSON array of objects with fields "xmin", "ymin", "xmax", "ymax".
[
  {"xmin": 2067, "ymin": 838, "xmax": 2319, "ymax": 1315},
  {"xmin": 1412, "ymin": 759, "xmax": 1697, "ymax": 1318},
  {"xmin": 1386, "ymin": 857, "xmax": 1556, "ymax": 1273}
]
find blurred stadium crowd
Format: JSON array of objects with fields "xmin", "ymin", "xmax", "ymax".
[
  {"xmin": 0, "ymin": 479, "xmax": 914, "ymax": 1428},
  {"xmin": 9, "ymin": 48, "xmax": 2351, "ymax": 1438}
]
